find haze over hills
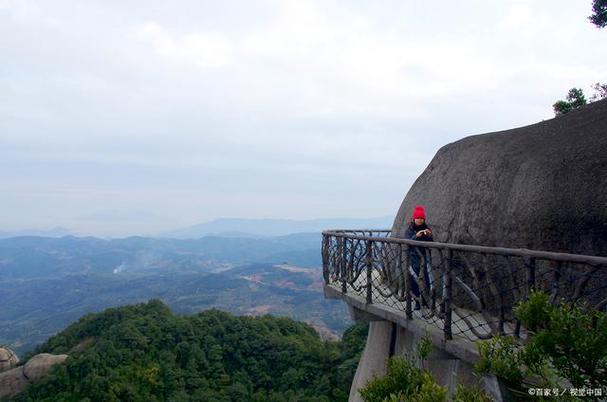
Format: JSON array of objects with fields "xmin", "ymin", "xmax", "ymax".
[
  {"xmin": 0, "ymin": 217, "xmax": 394, "ymax": 240},
  {"xmin": 161, "ymin": 216, "xmax": 394, "ymax": 238},
  {"xmin": 0, "ymin": 232, "xmax": 322, "ymax": 279},
  {"xmin": 0, "ymin": 227, "xmax": 73, "ymax": 239},
  {"xmin": 0, "ymin": 233, "xmax": 350, "ymax": 356},
  {"xmin": 0, "ymin": 218, "xmax": 387, "ymax": 379}
]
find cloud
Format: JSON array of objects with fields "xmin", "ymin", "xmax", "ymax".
[
  {"xmin": 0, "ymin": 0, "xmax": 59, "ymax": 27},
  {"xmin": 132, "ymin": 21, "xmax": 234, "ymax": 69},
  {"xmin": 1, "ymin": 0, "xmax": 606, "ymax": 236},
  {"xmin": 499, "ymin": 4, "xmax": 534, "ymax": 30}
]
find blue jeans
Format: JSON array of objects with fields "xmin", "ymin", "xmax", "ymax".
[{"xmin": 409, "ymin": 248, "xmax": 432, "ymax": 304}]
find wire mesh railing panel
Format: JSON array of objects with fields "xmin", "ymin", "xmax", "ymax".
[
  {"xmin": 534, "ymin": 259, "xmax": 607, "ymax": 310},
  {"xmin": 322, "ymin": 230, "xmax": 607, "ymax": 343},
  {"xmin": 448, "ymin": 252, "xmax": 528, "ymax": 341}
]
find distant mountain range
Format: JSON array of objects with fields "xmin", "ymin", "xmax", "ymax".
[
  {"xmin": 0, "ymin": 233, "xmax": 351, "ymax": 355},
  {"xmin": 0, "ymin": 217, "xmax": 394, "ymax": 240},
  {"xmin": 0, "ymin": 216, "xmax": 393, "ymax": 353},
  {"xmin": 0, "ymin": 227, "xmax": 72, "ymax": 239},
  {"xmin": 161, "ymin": 216, "xmax": 394, "ymax": 238},
  {"xmin": 0, "ymin": 232, "xmax": 323, "ymax": 279}
]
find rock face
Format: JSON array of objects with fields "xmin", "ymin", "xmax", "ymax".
[
  {"xmin": 0, "ymin": 347, "xmax": 19, "ymax": 373},
  {"xmin": 0, "ymin": 367, "xmax": 27, "ymax": 400},
  {"xmin": 0, "ymin": 353, "xmax": 67, "ymax": 399},
  {"xmin": 392, "ymin": 99, "xmax": 607, "ymax": 257},
  {"xmin": 23, "ymin": 353, "xmax": 68, "ymax": 382}
]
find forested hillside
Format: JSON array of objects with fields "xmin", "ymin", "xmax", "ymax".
[{"xmin": 7, "ymin": 300, "xmax": 367, "ymax": 402}]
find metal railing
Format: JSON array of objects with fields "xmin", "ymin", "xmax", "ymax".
[{"xmin": 322, "ymin": 230, "xmax": 607, "ymax": 342}]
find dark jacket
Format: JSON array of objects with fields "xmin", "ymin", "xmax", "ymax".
[{"xmin": 404, "ymin": 222, "xmax": 434, "ymax": 242}]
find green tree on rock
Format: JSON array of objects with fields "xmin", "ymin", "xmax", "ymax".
[
  {"xmin": 553, "ymin": 88, "xmax": 587, "ymax": 116},
  {"xmin": 589, "ymin": 0, "xmax": 607, "ymax": 28}
]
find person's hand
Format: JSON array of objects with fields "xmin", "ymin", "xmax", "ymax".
[
  {"xmin": 416, "ymin": 230, "xmax": 425, "ymax": 238},
  {"xmin": 426, "ymin": 229, "xmax": 432, "ymax": 236}
]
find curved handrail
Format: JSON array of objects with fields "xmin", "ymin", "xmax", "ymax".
[
  {"xmin": 322, "ymin": 229, "xmax": 607, "ymax": 265},
  {"xmin": 322, "ymin": 229, "xmax": 607, "ymax": 343}
]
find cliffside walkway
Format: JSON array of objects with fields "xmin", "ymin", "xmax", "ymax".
[{"xmin": 322, "ymin": 230, "xmax": 607, "ymax": 363}]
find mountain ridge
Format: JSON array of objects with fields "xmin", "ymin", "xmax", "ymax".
[{"xmin": 161, "ymin": 216, "xmax": 393, "ymax": 238}]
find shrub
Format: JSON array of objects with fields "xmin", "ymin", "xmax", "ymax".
[
  {"xmin": 360, "ymin": 356, "xmax": 490, "ymax": 402},
  {"xmin": 452, "ymin": 384, "xmax": 492, "ymax": 402},
  {"xmin": 475, "ymin": 336, "xmax": 524, "ymax": 384},
  {"xmin": 476, "ymin": 292, "xmax": 607, "ymax": 396},
  {"xmin": 359, "ymin": 357, "xmax": 426, "ymax": 402}
]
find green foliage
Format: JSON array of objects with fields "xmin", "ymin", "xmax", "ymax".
[
  {"xmin": 360, "ymin": 357, "xmax": 426, "ymax": 402},
  {"xmin": 10, "ymin": 301, "xmax": 368, "ymax": 402},
  {"xmin": 475, "ymin": 336, "xmax": 523, "ymax": 384},
  {"xmin": 476, "ymin": 292, "xmax": 607, "ymax": 397},
  {"xmin": 514, "ymin": 291, "xmax": 551, "ymax": 332},
  {"xmin": 553, "ymin": 88, "xmax": 587, "ymax": 116},
  {"xmin": 552, "ymin": 100, "xmax": 572, "ymax": 116},
  {"xmin": 519, "ymin": 294, "xmax": 607, "ymax": 390},
  {"xmin": 452, "ymin": 385, "xmax": 492, "ymax": 402},
  {"xmin": 409, "ymin": 373, "xmax": 447, "ymax": 402},
  {"xmin": 360, "ymin": 357, "xmax": 490, "ymax": 402},
  {"xmin": 567, "ymin": 88, "xmax": 587, "ymax": 108},
  {"xmin": 416, "ymin": 335, "xmax": 433, "ymax": 362},
  {"xmin": 589, "ymin": 0, "xmax": 607, "ymax": 28}
]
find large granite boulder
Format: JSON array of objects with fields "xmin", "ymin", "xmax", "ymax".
[
  {"xmin": 22, "ymin": 353, "xmax": 68, "ymax": 382},
  {"xmin": 0, "ymin": 353, "xmax": 68, "ymax": 399},
  {"xmin": 0, "ymin": 366, "xmax": 26, "ymax": 400},
  {"xmin": 0, "ymin": 347, "xmax": 19, "ymax": 373},
  {"xmin": 392, "ymin": 99, "xmax": 607, "ymax": 257}
]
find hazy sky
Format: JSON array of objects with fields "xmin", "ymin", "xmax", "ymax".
[{"xmin": 1, "ymin": 0, "xmax": 605, "ymax": 237}]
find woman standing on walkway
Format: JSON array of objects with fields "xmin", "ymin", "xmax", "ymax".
[{"xmin": 404, "ymin": 205, "xmax": 434, "ymax": 308}]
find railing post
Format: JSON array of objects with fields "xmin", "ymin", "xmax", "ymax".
[
  {"xmin": 405, "ymin": 245, "xmax": 412, "ymax": 319},
  {"xmin": 396, "ymin": 243, "xmax": 404, "ymax": 298},
  {"xmin": 444, "ymin": 249, "xmax": 453, "ymax": 341},
  {"xmin": 366, "ymin": 239, "xmax": 373, "ymax": 304},
  {"xmin": 550, "ymin": 261, "xmax": 562, "ymax": 303},
  {"xmin": 338, "ymin": 237, "xmax": 347, "ymax": 294},
  {"xmin": 514, "ymin": 256, "xmax": 537, "ymax": 337},
  {"xmin": 321, "ymin": 234, "xmax": 328, "ymax": 283},
  {"xmin": 525, "ymin": 256, "xmax": 536, "ymax": 297}
]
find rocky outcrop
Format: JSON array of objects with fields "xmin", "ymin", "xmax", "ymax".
[
  {"xmin": 392, "ymin": 99, "xmax": 607, "ymax": 256},
  {"xmin": 0, "ymin": 347, "xmax": 19, "ymax": 373},
  {"xmin": 0, "ymin": 353, "xmax": 68, "ymax": 399},
  {"xmin": 22, "ymin": 353, "xmax": 68, "ymax": 382}
]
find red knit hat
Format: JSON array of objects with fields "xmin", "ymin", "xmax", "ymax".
[{"xmin": 412, "ymin": 205, "xmax": 426, "ymax": 220}]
